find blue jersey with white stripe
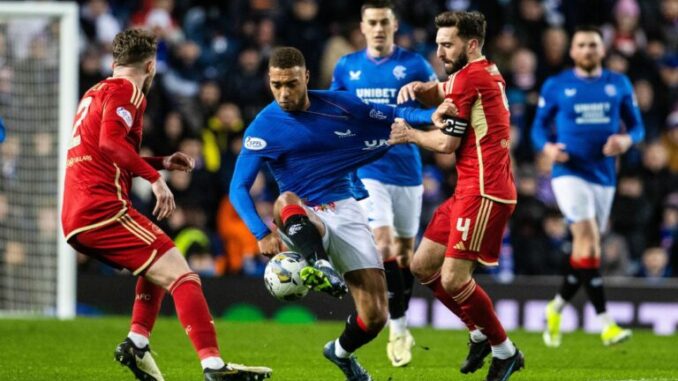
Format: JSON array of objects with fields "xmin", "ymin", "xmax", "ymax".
[
  {"xmin": 531, "ymin": 69, "xmax": 644, "ymax": 186},
  {"xmin": 331, "ymin": 46, "xmax": 437, "ymax": 186},
  {"xmin": 230, "ymin": 90, "xmax": 434, "ymax": 239}
]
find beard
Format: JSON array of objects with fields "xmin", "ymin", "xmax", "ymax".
[
  {"xmin": 576, "ymin": 57, "xmax": 600, "ymax": 74},
  {"xmin": 142, "ymin": 75, "xmax": 154, "ymax": 95},
  {"xmin": 445, "ymin": 47, "xmax": 469, "ymax": 75}
]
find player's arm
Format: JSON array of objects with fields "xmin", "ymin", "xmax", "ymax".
[
  {"xmin": 603, "ymin": 76, "xmax": 645, "ymax": 156},
  {"xmin": 143, "ymin": 153, "xmax": 194, "ymax": 172},
  {"xmin": 389, "ymin": 100, "xmax": 462, "ymax": 153},
  {"xmin": 397, "ymin": 81, "xmax": 444, "ymax": 107},
  {"xmin": 99, "ymin": 92, "xmax": 175, "ymax": 220},
  {"xmin": 229, "ymin": 150, "xmax": 282, "ymax": 255},
  {"xmin": 531, "ymin": 79, "xmax": 569, "ymax": 163}
]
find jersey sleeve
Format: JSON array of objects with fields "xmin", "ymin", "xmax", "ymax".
[
  {"xmin": 531, "ymin": 78, "xmax": 559, "ymax": 151},
  {"xmin": 338, "ymin": 92, "xmax": 433, "ymax": 126},
  {"xmin": 229, "ymin": 152, "xmax": 270, "ymax": 240},
  {"xmin": 329, "ymin": 56, "xmax": 347, "ymax": 91},
  {"xmin": 619, "ymin": 75, "xmax": 645, "ymax": 144},
  {"xmin": 229, "ymin": 116, "xmax": 282, "ymax": 240},
  {"xmin": 99, "ymin": 85, "xmax": 160, "ymax": 182},
  {"xmin": 445, "ymin": 71, "xmax": 480, "ymax": 121}
]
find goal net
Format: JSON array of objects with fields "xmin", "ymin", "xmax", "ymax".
[{"xmin": 0, "ymin": 2, "xmax": 77, "ymax": 318}]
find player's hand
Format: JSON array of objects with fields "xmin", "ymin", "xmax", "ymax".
[
  {"xmin": 397, "ymin": 81, "xmax": 424, "ymax": 104},
  {"xmin": 258, "ymin": 232, "xmax": 283, "ymax": 257},
  {"xmin": 163, "ymin": 152, "xmax": 194, "ymax": 172},
  {"xmin": 388, "ymin": 118, "xmax": 414, "ymax": 145},
  {"xmin": 151, "ymin": 177, "xmax": 175, "ymax": 221},
  {"xmin": 602, "ymin": 134, "xmax": 632, "ymax": 156},
  {"xmin": 432, "ymin": 99, "xmax": 459, "ymax": 129},
  {"xmin": 543, "ymin": 143, "xmax": 569, "ymax": 163}
]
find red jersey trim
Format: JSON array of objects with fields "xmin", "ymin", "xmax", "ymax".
[
  {"xmin": 470, "ymin": 96, "xmax": 517, "ymax": 204},
  {"xmin": 65, "ymin": 164, "xmax": 129, "ymax": 240}
]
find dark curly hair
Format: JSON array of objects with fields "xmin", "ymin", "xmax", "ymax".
[
  {"xmin": 435, "ymin": 11, "xmax": 487, "ymax": 47},
  {"xmin": 112, "ymin": 29, "xmax": 157, "ymax": 66}
]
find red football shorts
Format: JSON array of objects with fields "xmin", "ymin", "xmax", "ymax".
[
  {"xmin": 423, "ymin": 195, "xmax": 515, "ymax": 266},
  {"xmin": 68, "ymin": 208, "xmax": 175, "ymax": 275}
]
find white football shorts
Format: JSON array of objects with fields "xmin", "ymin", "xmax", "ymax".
[
  {"xmin": 551, "ymin": 175, "xmax": 615, "ymax": 232},
  {"xmin": 359, "ymin": 179, "xmax": 424, "ymax": 238},
  {"xmin": 280, "ymin": 198, "xmax": 382, "ymax": 275}
]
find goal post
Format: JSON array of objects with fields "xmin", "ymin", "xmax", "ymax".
[{"xmin": 0, "ymin": 2, "xmax": 78, "ymax": 319}]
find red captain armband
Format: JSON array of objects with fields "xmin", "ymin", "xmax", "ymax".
[{"xmin": 441, "ymin": 116, "xmax": 468, "ymax": 137}]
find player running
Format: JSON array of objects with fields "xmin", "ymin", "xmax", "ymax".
[
  {"xmin": 532, "ymin": 25, "xmax": 643, "ymax": 348},
  {"xmin": 61, "ymin": 29, "xmax": 271, "ymax": 381},
  {"xmin": 230, "ymin": 47, "xmax": 437, "ymax": 381},
  {"xmin": 329, "ymin": 0, "xmax": 437, "ymax": 367},
  {"xmin": 392, "ymin": 11, "xmax": 524, "ymax": 381}
]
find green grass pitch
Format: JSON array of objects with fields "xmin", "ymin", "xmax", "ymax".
[{"xmin": 1, "ymin": 317, "xmax": 676, "ymax": 381}]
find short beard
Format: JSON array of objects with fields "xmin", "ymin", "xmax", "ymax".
[
  {"xmin": 142, "ymin": 76, "xmax": 153, "ymax": 95},
  {"xmin": 576, "ymin": 60, "xmax": 600, "ymax": 75},
  {"xmin": 446, "ymin": 47, "xmax": 469, "ymax": 75}
]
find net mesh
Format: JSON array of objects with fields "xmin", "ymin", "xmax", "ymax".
[{"xmin": 0, "ymin": 16, "xmax": 61, "ymax": 315}]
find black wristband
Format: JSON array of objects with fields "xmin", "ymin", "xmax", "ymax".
[{"xmin": 441, "ymin": 117, "xmax": 468, "ymax": 137}]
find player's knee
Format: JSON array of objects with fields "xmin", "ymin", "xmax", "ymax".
[
  {"xmin": 410, "ymin": 253, "xmax": 435, "ymax": 283},
  {"xmin": 275, "ymin": 191, "xmax": 301, "ymax": 208},
  {"xmin": 441, "ymin": 271, "xmax": 470, "ymax": 295}
]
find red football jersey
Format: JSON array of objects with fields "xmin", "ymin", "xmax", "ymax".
[
  {"xmin": 442, "ymin": 58, "xmax": 516, "ymax": 204},
  {"xmin": 62, "ymin": 78, "xmax": 157, "ymax": 240}
]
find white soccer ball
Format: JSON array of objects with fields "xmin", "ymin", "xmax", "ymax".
[{"xmin": 263, "ymin": 251, "xmax": 309, "ymax": 301}]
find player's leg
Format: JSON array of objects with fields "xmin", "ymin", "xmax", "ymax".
[
  {"xmin": 411, "ymin": 198, "xmax": 488, "ymax": 373},
  {"xmin": 387, "ymin": 183, "xmax": 423, "ymax": 367},
  {"xmin": 324, "ymin": 268, "xmax": 388, "ymax": 381},
  {"xmin": 145, "ymin": 248, "xmax": 271, "ymax": 380},
  {"xmin": 441, "ymin": 197, "xmax": 522, "ymax": 381},
  {"xmin": 273, "ymin": 191, "xmax": 347, "ymax": 297},
  {"xmin": 543, "ymin": 176, "xmax": 595, "ymax": 347},
  {"xmin": 360, "ymin": 179, "xmax": 412, "ymax": 366},
  {"xmin": 590, "ymin": 183, "xmax": 632, "ymax": 345}
]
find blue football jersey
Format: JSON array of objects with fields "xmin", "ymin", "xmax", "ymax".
[
  {"xmin": 331, "ymin": 46, "xmax": 437, "ymax": 186},
  {"xmin": 230, "ymin": 90, "xmax": 434, "ymax": 239},
  {"xmin": 531, "ymin": 69, "xmax": 644, "ymax": 186}
]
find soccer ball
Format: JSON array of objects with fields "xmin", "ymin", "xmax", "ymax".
[{"xmin": 263, "ymin": 251, "xmax": 309, "ymax": 301}]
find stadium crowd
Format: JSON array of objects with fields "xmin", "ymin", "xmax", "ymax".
[{"xmin": 2, "ymin": 0, "xmax": 677, "ymax": 280}]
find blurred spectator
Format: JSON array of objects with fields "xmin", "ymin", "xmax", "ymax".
[
  {"xmin": 601, "ymin": 233, "xmax": 634, "ymax": 277},
  {"xmin": 537, "ymin": 27, "xmax": 569, "ymax": 83},
  {"xmin": 278, "ymin": 0, "xmax": 327, "ymax": 86},
  {"xmin": 662, "ymin": 111, "xmax": 678, "ymax": 172},
  {"xmin": 221, "ymin": 47, "xmax": 270, "ymax": 122},
  {"xmin": 636, "ymin": 247, "xmax": 671, "ymax": 281},
  {"xmin": 216, "ymin": 196, "xmax": 259, "ymax": 275},
  {"xmin": 611, "ymin": 173, "xmax": 653, "ymax": 260},
  {"xmin": 81, "ymin": 0, "xmax": 121, "ymax": 46}
]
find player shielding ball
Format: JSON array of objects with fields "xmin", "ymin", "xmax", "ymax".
[
  {"xmin": 61, "ymin": 29, "xmax": 271, "ymax": 381},
  {"xmin": 532, "ymin": 26, "xmax": 643, "ymax": 348},
  {"xmin": 230, "ymin": 47, "xmax": 436, "ymax": 381},
  {"xmin": 329, "ymin": 0, "xmax": 437, "ymax": 366},
  {"xmin": 392, "ymin": 11, "xmax": 524, "ymax": 381}
]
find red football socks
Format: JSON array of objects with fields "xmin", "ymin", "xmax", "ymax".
[
  {"xmin": 423, "ymin": 274, "xmax": 476, "ymax": 331},
  {"xmin": 168, "ymin": 272, "xmax": 220, "ymax": 359},
  {"xmin": 130, "ymin": 277, "xmax": 165, "ymax": 338},
  {"xmin": 452, "ymin": 279, "xmax": 507, "ymax": 345}
]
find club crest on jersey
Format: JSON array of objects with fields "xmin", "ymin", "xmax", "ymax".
[
  {"xmin": 393, "ymin": 65, "xmax": 407, "ymax": 80},
  {"xmin": 369, "ymin": 109, "xmax": 387, "ymax": 120},
  {"xmin": 244, "ymin": 136, "xmax": 267, "ymax": 150},
  {"xmin": 116, "ymin": 107, "xmax": 133, "ymax": 128},
  {"xmin": 349, "ymin": 70, "xmax": 362, "ymax": 81},
  {"xmin": 605, "ymin": 84, "xmax": 617, "ymax": 97},
  {"xmin": 362, "ymin": 139, "xmax": 389, "ymax": 150}
]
